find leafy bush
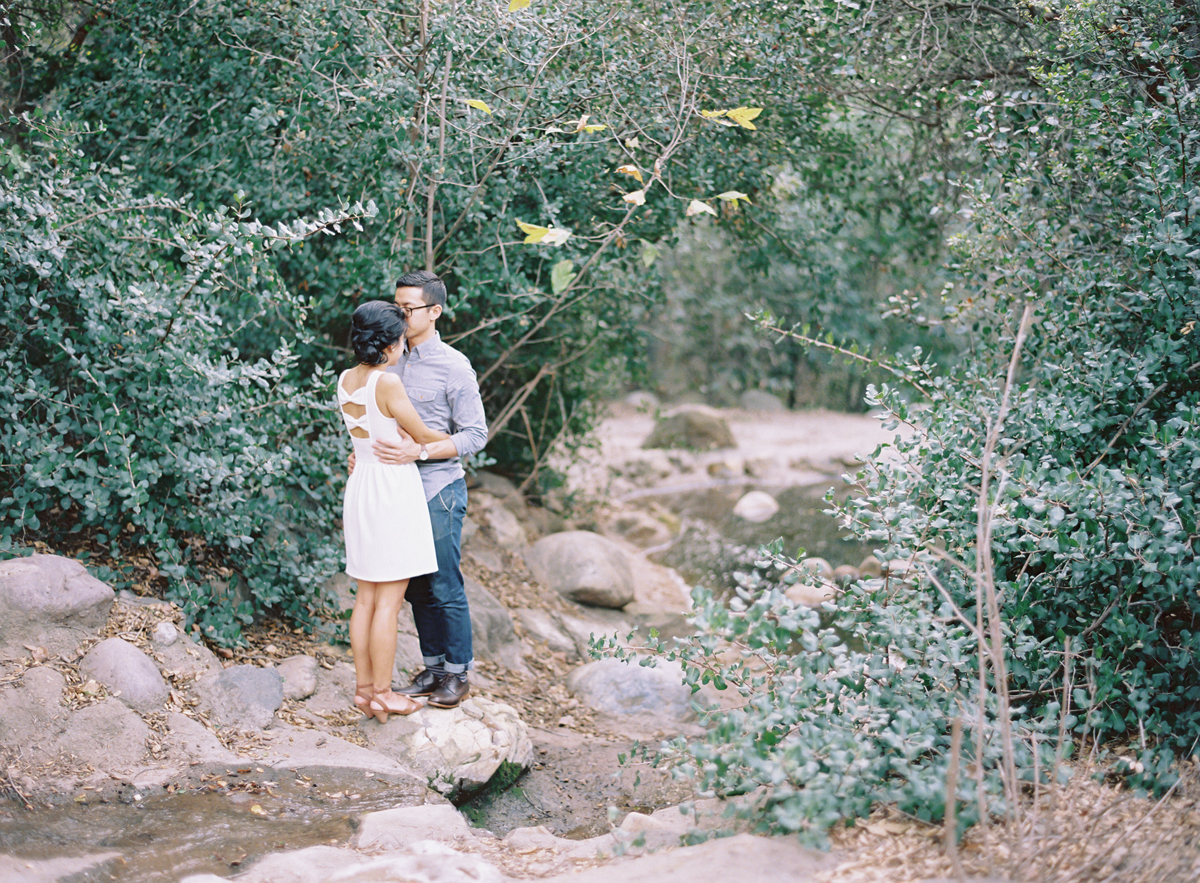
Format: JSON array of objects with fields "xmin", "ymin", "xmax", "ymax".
[
  {"xmin": 0, "ymin": 126, "xmax": 372, "ymax": 644},
  {"xmin": 594, "ymin": 0, "xmax": 1200, "ymax": 843},
  {"xmin": 596, "ymin": 552, "xmax": 1061, "ymax": 848}
]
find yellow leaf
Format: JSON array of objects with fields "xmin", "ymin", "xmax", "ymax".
[
  {"xmin": 566, "ymin": 114, "xmax": 606, "ymax": 134},
  {"xmin": 717, "ymin": 191, "xmax": 752, "ymax": 203},
  {"xmin": 518, "ymin": 221, "xmax": 571, "ymax": 245},
  {"xmin": 726, "ymin": 106, "xmax": 763, "ymax": 129},
  {"xmin": 686, "ymin": 200, "xmax": 717, "ymax": 217},
  {"xmin": 517, "ymin": 221, "xmax": 550, "ymax": 244},
  {"xmin": 249, "ymin": 804, "xmax": 267, "ymax": 817},
  {"xmin": 466, "ymin": 99, "xmax": 492, "ymax": 114},
  {"xmin": 616, "ymin": 164, "xmax": 644, "ymax": 183},
  {"xmin": 701, "ymin": 109, "xmax": 728, "ymax": 119},
  {"xmin": 508, "ymin": 0, "xmax": 531, "ymax": 10},
  {"xmin": 623, "ymin": 189, "xmax": 646, "ymax": 206}
]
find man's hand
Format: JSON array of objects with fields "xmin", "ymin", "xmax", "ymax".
[
  {"xmin": 348, "ymin": 451, "xmax": 356, "ymax": 475},
  {"xmin": 373, "ymin": 433, "xmax": 420, "ymax": 465}
]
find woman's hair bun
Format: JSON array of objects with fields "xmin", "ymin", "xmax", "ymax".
[{"xmin": 349, "ymin": 301, "xmax": 408, "ymax": 365}]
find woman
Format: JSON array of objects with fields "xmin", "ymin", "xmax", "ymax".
[{"xmin": 338, "ymin": 301, "xmax": 448, "ymax": 722}]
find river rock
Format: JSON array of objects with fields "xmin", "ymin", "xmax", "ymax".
[
  {"xmin": 363, "ymin": 696, "xmax": 533, "ymax": 799},
  {"xmin": 81, "ymin": 637, "xmax": 169, "ymax": 713},
  {"xmin": 733, "ymin": 490, "xmax": 779, "ymax": 523},
  {"xmin": 354, "ymin": 803, "xmax": 472, "ymax": 850},
  {"xmin": 0, "ymin": 554, "xmax": 114, "ymax": 659},
  {"xmin": 196, "ymin": 664, "xmax": 284, "ymax": 731},
  {"xmin": 525, "ymin": 531, "xmax": 635, "ymax": 609},
  {"xmin": 641, "ymin": 405, "xmax": 736, "ymax": 451},
  {"xmin": 607, "ymin": 508, "xmax": 676, "ymax": 548},
  {"xmin": 567, "ymin": 657, "xmax": 697, "ymax": 721},
  {"xmin": 739, "ymin": 389, "xmax": 786, "ymax": 412},
  {"xmin": 858, "ymin": 555, "xmax": 883, "ymax": 577},
  {"xmin": 0, "ymin": 665, "xmax": 67, "ymax": 753},
  {"xmin": 58, "ymin": 697, "xmax": 154, "ymax": 773},
  {"xmin": 797, "ymin": 557, "xmax": 834, "ymax": 580},
  {"xmin": 478, "ymin": 501, "xmax": 528, "ymax": 550},
  {"xmin": 276, "ymin": 653, "xmax": 318, "ymax": 700},
  {"xmin": 784, "ymin": 582, "xmax": 837, "ymax": 607}
]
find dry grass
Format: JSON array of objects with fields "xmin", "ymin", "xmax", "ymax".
[{"xmin": 821, "ymin": 759, "xmax": 1200, "ymax": 883}]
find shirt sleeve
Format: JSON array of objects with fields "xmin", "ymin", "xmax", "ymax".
[{"xmin": 445, "ymin": 360, "xmax": 489, "ymax": 459}]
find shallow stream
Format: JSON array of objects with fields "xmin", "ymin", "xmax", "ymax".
[{"xmin": 0, "ymin": 766, "xmax": 423, "ymax": 882}]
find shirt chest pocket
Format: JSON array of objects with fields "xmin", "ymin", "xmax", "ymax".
[{"xmin": 407, "ymin": 387, "xmax": 437, "ymax": 404}]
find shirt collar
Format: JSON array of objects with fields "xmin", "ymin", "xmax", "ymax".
[{"xmin": 404, "ymin": 331, "xmax": 443, "ymax": 360}]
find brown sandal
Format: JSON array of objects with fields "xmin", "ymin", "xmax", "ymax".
[
  {"xmin": 354, "ymin": 685, "xmax": 374, "ymax": 719},
  {"xmin": 368, "ymin": 690, "xmax": 423, "ymax": 723}
]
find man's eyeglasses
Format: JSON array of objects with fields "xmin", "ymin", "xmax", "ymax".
[{"xmin": 399, "ymin": 303, "xmax": 437, "ymax": 318}]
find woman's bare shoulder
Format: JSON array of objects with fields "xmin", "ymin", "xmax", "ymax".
[{"xmin": 375, "ymin": 372, "xmax": 404, "ymax": 390}]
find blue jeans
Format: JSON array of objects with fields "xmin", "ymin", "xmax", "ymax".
[{"xmin": 407, "ymin": 478, "xmax": 472, "ymax": 673}]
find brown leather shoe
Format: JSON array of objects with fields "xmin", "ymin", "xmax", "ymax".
[
  {"xmin": 395, "ymin": 668, "xmax": 443, "ymax": 697},
  {"xmin": 428, "ymin": 673, "xmax": 469, "ymax": 708}
]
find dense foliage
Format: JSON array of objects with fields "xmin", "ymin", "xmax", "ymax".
[
  {"xmin": 597, "ymin": 0, "xmax": 1200, "ymax": 844},
  {"xmin": 0, "ymin": 127, "xmax": 368, "ymax": 641},
  {"xmin": 0, "ymin": 0, "xmax": 846, "ymax": 640}
]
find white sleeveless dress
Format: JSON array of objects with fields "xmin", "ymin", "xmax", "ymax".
[{"xmin": 338, "ymin": 369, "xmax": 438, "ymax": 582}]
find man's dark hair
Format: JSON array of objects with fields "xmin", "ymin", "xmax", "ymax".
[{"xmin": 395, "ymin": 270, "xmax": 447, "ymax": 308}]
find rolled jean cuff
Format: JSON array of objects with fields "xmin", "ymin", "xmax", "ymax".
[{"xmin": 444, "ymin": 660, "xmax": 472, "ymax": 674}]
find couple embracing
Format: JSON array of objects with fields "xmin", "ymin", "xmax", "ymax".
[{"xmin": 336, "ymin": 271, "xmax": 488, "ymax": 723}]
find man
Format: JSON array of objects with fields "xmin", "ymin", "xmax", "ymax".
[{"xmin": 372, "ymin": 270, "xmax": 488, "ymax": 708}]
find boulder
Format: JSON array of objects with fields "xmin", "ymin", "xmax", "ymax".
[
  {"xmin": 641, "ymin": 405, "xmax": 736, "ymax": 451},
  {"xmin": 465, "ymin": 577, "xmax": 524, "ymax": 670},
  {"xmin": 513, "ymin": 607, "xmax": 581, "ymax": 659},
  {"xmin": 739, "ymin": 389, "xmax": 786, "ymax": 412},
  {"xmin": 196, "ymin": 665, "xmax": 283, "ymax": 731},
  {"xmin": 0, "ymin": 554, "xmax": 114, "ymax": 659},
  {"xmin": 57, "ymin": 698, "xmax": 152, "ymax": 773},
  {"xmin": 534, "ymin": 832, "xmax": 831, "ymax": 883},
  {"xmin": 479, "ymin": 503, "xmax": 528, "ymax": 550},
  {"xmin": 525, "ymin": 531, "xmax": 635, "ymax": 609},
  {"xmin": 81, "ymin": 637, "xmax": 169, "ymax": 713},
  {"xmin": 797, "ymin": 557, "xmax": 834, "ymax": 581},
  {"xmin": 733, "ymin": 491, "xmax": 779, "ymax": 523},
  {"xmin": 567, "ymin": 657, "xmax": 697, "ymax": 720},
  {"xmin": 363, "ymin": 696, "xmax": 533, "ymax": 799},
  {"xmin": 354, "ymin": 803, "xmax": 473, "ymax": 850}
]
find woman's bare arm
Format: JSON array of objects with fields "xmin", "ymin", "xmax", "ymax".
[{"xmin": 376, "ymin": 374, "xmax": 449, "ymax": 444}]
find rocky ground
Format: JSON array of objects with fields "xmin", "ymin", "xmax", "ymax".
[{"xmin": 3, "ymin": 399, "xmax": 1198, "ymax": 883}]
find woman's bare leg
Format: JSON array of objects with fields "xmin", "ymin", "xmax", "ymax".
[
  {"xmin": 349, "ymin": 580, "xmax": 378, "ymax": 711},
  {"xmin": 369, "ymin": 578, "xmax": 408, "ymax": 694}
]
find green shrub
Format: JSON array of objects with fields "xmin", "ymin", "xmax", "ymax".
[{"xmin": 0, "ymin": 126, "xmax": 373, "ymax": 644}]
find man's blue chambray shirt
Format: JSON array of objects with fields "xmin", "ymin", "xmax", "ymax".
[{"xmin": 388, "ymin": 331, "xmax": 489, "ymax": 501}]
